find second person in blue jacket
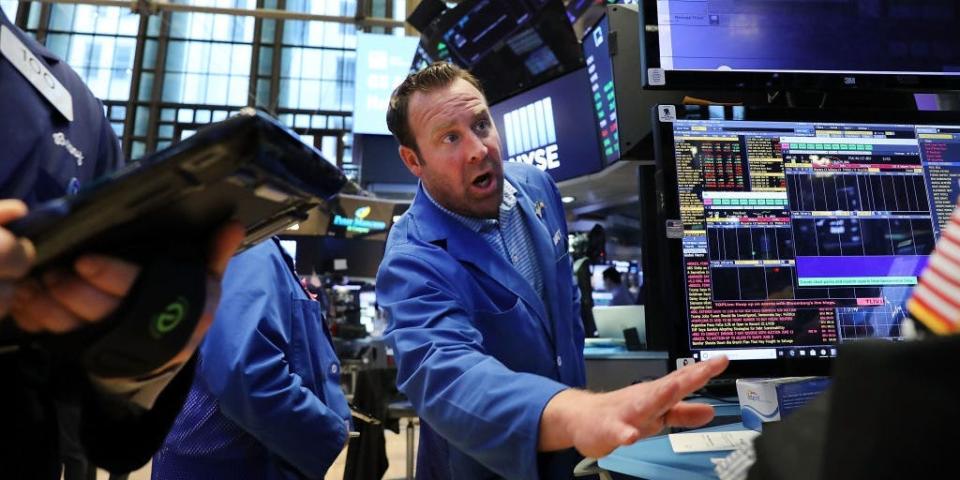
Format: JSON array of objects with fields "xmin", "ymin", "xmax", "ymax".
[{"xmin": 152, "ymin": 239, "xmax": 351, "ymax": 479}]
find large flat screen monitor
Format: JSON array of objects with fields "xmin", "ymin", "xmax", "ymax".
[
  {"xmin": 643, "ymin": 0, "xmax": 960, "ymax": 91},
  {"xmin": 489, "ymin": 67, "xmax": 603, "ymax": 182},
  {"xmin": 649, "ymin": 105, "xmax": 960, "ymax": 377},
  {"xmin": 417, "ymin": 0, "xmax": 582, "ymax": 103}
]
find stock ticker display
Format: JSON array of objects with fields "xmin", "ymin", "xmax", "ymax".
[
  {"xmin": 582, "ymin": 15, "xmax": 620, "ymax": 164},
  {"xmin": 671, "ymin": 119, "xmax": 960, "ymax": 360}
]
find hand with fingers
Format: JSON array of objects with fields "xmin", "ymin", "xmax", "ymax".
[
  {"xmin": 539, "ymin": 355, "xmax": 730, "ymax": 459},
  {"xmin": 0, "ymin": 198, "xmax": 246, "ymax": 378},
  {"xmin": 0, "ymin": 200, "xmax": 36, "ymax": 317}
]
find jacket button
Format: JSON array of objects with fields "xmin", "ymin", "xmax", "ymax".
[
  {"xmin": 330, "ymin": 364, "xmax": 339, "ymax": 374},
  {"xmin": 556, "ymin": 355, "xmax": 562, "ymax": 367}
]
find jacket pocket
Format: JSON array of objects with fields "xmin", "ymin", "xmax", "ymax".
[
  {"xmin": 474, "ymin": 298, "xmax": 551, "ymax": 374},
  {"xmin": 288, "ymin": 297, "xmax": 323, "ymax": 393}
]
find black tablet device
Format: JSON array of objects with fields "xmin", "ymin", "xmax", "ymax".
[{"xmin": 9, "ymin": 109, "xmax": 349, "ymax": 269}]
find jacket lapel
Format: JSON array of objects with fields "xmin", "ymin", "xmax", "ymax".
[{"xmin": 407, "ymin": 184, "xmax": 552, "ymax": 340}]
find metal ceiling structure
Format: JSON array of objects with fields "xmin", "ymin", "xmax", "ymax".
[{"xmin": 20, "ymin": 0, "xmax": 405, "ymax": 27}]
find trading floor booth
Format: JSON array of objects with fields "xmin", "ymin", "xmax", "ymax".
[{"xmin": 589, "ymin": 1, "xmax": 960, "ymax": 478}]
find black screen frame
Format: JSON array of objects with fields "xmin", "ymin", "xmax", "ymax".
[
  {"xmin": 639, "ymin": 2, "xmax": 960, "ymax": 93},
  {"xmin": 649, "ymin": 105, "xmax": 960, "ymax": 377}
]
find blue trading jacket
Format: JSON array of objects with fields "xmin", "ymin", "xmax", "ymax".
[
  {"xmin": 377, "ymin": 162, "xmax": 586, "ymax": 480},
  {"xmin": 1, "ymin": 8, "xmax": 122, "ymax": 203},
  {"xmin": 152, "ymin": 240, "xmax": 351, "ymax": 479}
]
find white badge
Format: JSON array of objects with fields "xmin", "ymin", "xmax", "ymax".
[{"xmin": 1, "ymin": 25, "xmax": 73, "ymax": 121}]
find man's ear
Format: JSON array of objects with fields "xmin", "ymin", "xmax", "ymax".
[{"xmin": 398, "ymin": 145, "xmax": 423, "ymax": 178}]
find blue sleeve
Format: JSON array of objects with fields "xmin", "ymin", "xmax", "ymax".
[
  {"xmin": 378, "ymin": 249, "xmax": 568, "ymax": 480},
  {"xmin": 199, "ymin": 246, "xmax": 347, "ymax": 478}
]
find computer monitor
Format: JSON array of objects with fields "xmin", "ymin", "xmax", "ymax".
[
  {"xmin": 416, "ymin": 0, "xmax": 582, "ymax": 104},
  {"xmin": 593, "ymin": 305, "xmax": 646, "ymax": 344},
  {"xmin": 358, "ymin": 290, "xmax": 377, "ymax": 333},
  {"xmin": 642, "ymin": 0, "xmax": 960, "ymax": 91},
  {"xmin": 580, "ymin": 6, "xmax": 685, "ymax": 162},
  {"xmin": 489, "ymin": 67, "xmax": 604, "ymax": 182},
  {"xmin": 589, "ymin": 260, "xmax": 640, "ymax": 306},
  {"xmin": 649, "ymin": 105, "xmax": 960, "ymax": 377}
]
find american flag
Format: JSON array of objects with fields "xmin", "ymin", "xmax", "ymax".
[{"xmin": 908, "ymin": 202, "xmax": 960, "ymax": 334}]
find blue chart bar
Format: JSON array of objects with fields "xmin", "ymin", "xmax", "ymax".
[{"xmin": 796, "ymin": 255, "xmax": 929, "ymax": 279}]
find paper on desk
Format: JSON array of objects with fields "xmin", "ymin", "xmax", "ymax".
[{"xmin": 668, "ymin": 430, "xmax": 760, "ymax": 453}]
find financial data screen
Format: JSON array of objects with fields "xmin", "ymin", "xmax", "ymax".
[
  {"xmin": 582, "ymin": 15, "xmax": 620, "ymax": 164},
  {"xmin": 670, "ymin": 118, "xmax": 960, "ymax": 361},
  {"xmin": 656, "ymin": 0, "xmax": 960, "ymax": 75}
]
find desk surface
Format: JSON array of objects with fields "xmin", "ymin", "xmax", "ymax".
[{"xmin": 598, "ymin": 422, "xmax": 747, "ymax": 480}]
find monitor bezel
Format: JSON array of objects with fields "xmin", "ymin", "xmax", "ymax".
[
  {"xmin": 650, "ymin": 105, "xmax": 960, "ymax": 377},
  {"xmin": 639, "ymin": 2, "xmax": 960, "ymax": 93}
]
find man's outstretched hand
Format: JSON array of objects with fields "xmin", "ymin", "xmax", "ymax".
[{"xmin": 539, "ymin": 355, "xmax": 730, "ymax": 458}]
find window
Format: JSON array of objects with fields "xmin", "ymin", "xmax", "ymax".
[
  {"xmin": 41, "ymin": 5, "xmax": 138, "ymax": 101},
  {"xmin": 17, "ymin": 0, "xmax": 383, "ymax": 163}
]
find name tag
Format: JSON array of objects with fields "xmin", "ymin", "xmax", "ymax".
[{"xmin": 1, "ymin": 25, "xmax": 73, "ymax": 121}]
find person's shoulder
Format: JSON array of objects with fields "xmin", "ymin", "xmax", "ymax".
[
  {"xmin": 225, "ymin": 241, "xmax": 291, "ymax": 283},
  {"xmin": 379, "ymin": 217, "xmax": 454, "ymax": 277}
]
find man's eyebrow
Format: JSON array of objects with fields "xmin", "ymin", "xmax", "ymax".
[{"xmin": 429, "ymin": 120, "xmax": 456, "ymax": 137}]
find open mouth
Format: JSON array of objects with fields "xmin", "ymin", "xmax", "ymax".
[{"xmin": 473, "ymin": 172, "xmax": 493, "ymax": 189}]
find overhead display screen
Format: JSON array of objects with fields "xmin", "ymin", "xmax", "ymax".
[
  {"xmin": 582, "ymin": 15, "xmax": 620, "ymax": 164},
  {"xmin": 353, "ymin": 33, "xmax": 420, "ymax": 135},
  {"xmin": 655, "ymin": 0, "xmax": 960, "ymax": 76},
  {"xmin": 489, "ymin": 68, "xmax": 603, "ymax": 182}
]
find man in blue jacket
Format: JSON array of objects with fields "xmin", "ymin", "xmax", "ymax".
[
  {"xmin": 152, "ymin": 238, "xmax": 352, "ymax": 479},
  {"xmin": 377, "ymin": 62, "xmax": 729, "ymax": 479},
  {"xmin": 1, "ymin": 7, "xmax": 243, "ymax": 478}
]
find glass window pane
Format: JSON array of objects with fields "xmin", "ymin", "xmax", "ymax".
[
  {"xmin": 135, "ymin": 107, "xmax": 150, "ymax": 136},
  {"xmin": 231, "ymin": 44, "xmax": 251, "ymax": 75},
  {"xmin": 0, "ymin": 1, "xmax": 18, "ymax": 17},
  {"xmin": 258, "ymin": 48, "xmax": 273, "ymax": 76},
  {"xmin": 178, "ymin": 109, "xmax": 194, "ymax": 123},
  {"xmin": 132, "ymin": 141, "xmax": 146, "ymax": 158},
  {"xmin": 228, "ymin": 76, "xmax": 248, "ymax": 106},
  {"xmin": 48, "ymin": 5, "xmax": 77, "ymax": 31},
  {"xmin": 206, "ymin": 75, "xmax": 228, "ymax": 104},
  {"xmin": 144, "ymin": 40, "xmax": 158, "ymax": 68},
  {"xmin": 321, "ymin": 136, "xmax": 337, "ymax": 163}
]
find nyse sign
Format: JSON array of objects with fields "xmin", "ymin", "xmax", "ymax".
[
  {"xmin": 510, "ymin": 144, "xmax": 559, "ymax": 171},
  {"xmin": 502, "ymin": 97, "xmax": 561, "ymax": 172}
]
